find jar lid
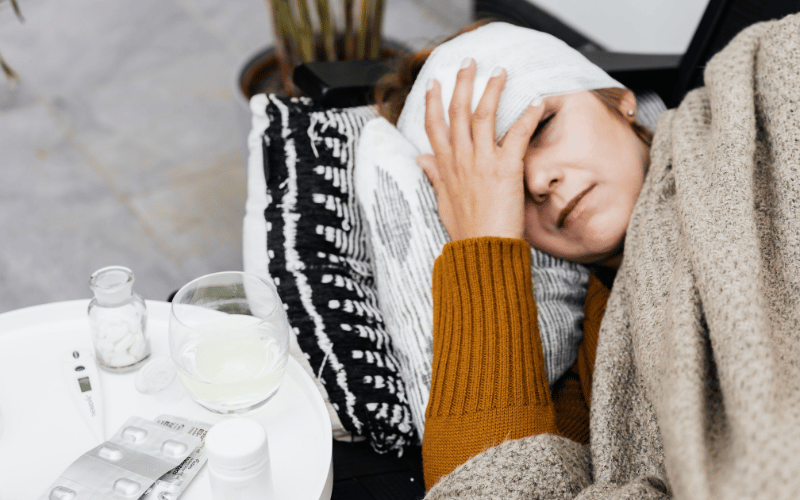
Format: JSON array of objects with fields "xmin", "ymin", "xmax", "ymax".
[
  {"xmin": 134, "ymin": 357, "xmax": 177, "ymax": 394},
  {"xmin": 89, "ymin": 266, "xmax": 135, "ymax": 305},
  {"xmin": 206, "ymin": 418, "xmax": 270, "ymax": 473}
]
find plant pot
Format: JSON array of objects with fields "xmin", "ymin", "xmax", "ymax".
[
  {"xmin": 231, "ymin": 47, "xmax": 282, "ymax": 169},
  {"xmin": 232, "ymin": 40, "xmax": 408, "ymax": 167}
]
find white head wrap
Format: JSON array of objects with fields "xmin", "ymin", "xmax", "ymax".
[{"xmin": 396, "ymin": 22, "xmax": 624, "ymax": 154}]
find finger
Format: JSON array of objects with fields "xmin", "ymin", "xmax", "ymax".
[
  {"xmin": 472, "ymin": 67, "xmax": 506, "ymax": 150},
  {"xmin": 500, "ymin": 102, "xmax": 547, "ymax": 159},
  {"xmin": 448, "ymin": 57, "xmax": 476, "ymax": 156},
  {"xmin": 424, "ymin": 79, "xmax": 453, "ymax": 160},
  {"xmin": 416, "ymin": 154, "xmax": 441, "ymax": 191}
]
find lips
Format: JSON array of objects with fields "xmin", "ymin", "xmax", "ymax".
[{"xmin": 558, "ymin": 185, "xmax": 595, "ymax": 228}]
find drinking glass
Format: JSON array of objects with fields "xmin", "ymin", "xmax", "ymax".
[{"xmin": 169, "ymin": 272, "xmax": 290, "ymax": 414}]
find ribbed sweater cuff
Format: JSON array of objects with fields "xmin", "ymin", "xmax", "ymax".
[
  {"xmin": 423, "ymin": 405, "xmax": 557, "ymax": 490},
  {"xmin": 427, "ymin": 237, "xmax": 554, "ymax": 418}
]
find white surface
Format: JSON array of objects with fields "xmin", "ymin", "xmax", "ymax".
[
  {"xmin": 0, "ymin": 300, "xmax": 332, "ymax": 500},
  {"xmin": 529, "ymin": 0, "xmax": 710, "ymax": 54}
]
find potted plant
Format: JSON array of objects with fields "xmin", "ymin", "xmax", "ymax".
[
  {"xmin": 236, "ymin": 0, "xmax": 405, "ymax": 105},
  {"xmin": 233, "ymin": 0, "xmax": 407, "ymax": 160}
]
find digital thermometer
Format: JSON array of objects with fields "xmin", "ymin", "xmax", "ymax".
[{"xmin": 61, "ymin": 349, "xmax": 105, "ymax": 443}]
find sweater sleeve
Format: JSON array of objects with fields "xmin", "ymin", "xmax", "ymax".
[
  {"xmin": 422, "ymin": 237, "xmax": 559, "ymax": 489},
  {"xmin": 550, "ymin": 272, "xmax": 609, "ymax": 444}
]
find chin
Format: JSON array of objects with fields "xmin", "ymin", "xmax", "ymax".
[
  {"xmin": 526, "ymin": 215, "xmax": 628, "ymax": 264},
  {"xmin": 569, "ymin": 229, "xmax": 626, "ymax": 264},
  {"xmin": 539, "ymin": 240, "xmax": 619, "ymax": 265}
]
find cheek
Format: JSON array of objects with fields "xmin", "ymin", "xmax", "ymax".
[
  {"xmin": 583, "ymin": 185, "xmax": 640, "ymax": 252},
  {"xmin": 522, "ymin": 204, "xmax": 563, "ymax": 255},
  {"xmin": 522, "ymin": 188, "xmax": 633, "ymax": 262},
  {"xmin": 522, "ymin": 198, "xmax": 555, "ymax": 234},
  {"xmin": 583, "ymin": 207, "xmax": 629, "ymax": 253}
]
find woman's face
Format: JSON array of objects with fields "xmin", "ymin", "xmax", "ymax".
[{"xmin": 521, "ymin": 90, "xmax": 649, "ymax": 265}]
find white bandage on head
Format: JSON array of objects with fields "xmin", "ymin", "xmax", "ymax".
[{"xmin": 396, "ymin": 22, "xmax": 624, "ymax": 154}]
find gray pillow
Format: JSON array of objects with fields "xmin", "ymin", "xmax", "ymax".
[{"xmin": 355, "ymin": 117, "xmax": 590, "ymax": 437}]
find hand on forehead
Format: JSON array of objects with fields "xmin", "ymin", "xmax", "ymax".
[{"xmin": 396, "ymin": 22, "xmax": 623, "ymax": 153}]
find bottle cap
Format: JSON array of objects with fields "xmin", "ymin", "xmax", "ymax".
[
  {"xmin": 206, "ymin": 418, "xmax": 270, "ymax": 473},
  {"xmin": 90, "ymin": 266, "xmax": 135, "ymax": 306}
]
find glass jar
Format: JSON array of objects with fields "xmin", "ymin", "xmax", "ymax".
[{"xmin": 88, "ymin": 266, "xmax": 150, "ymax": 372}]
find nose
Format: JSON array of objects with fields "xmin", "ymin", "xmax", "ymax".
[{"xmin": 525, "ymin": 159, "xmax": 564, "ymax": 205}]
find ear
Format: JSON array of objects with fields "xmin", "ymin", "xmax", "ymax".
[{"xmin": 617, "ymin": 89, "xmax": 637, "ymax": 123}]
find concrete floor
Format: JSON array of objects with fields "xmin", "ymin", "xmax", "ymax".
[{"xmin": 0, "ymin": 0, "xmax": 459, "ymax": 312}]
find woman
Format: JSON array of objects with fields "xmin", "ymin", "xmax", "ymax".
[
  {"xmin": 374, "ymin": 15, "xmax": 800, "ymax": 499},
  {"xmin": 374, "ymin": 20, "xmax": 652, "ymax": 488}
]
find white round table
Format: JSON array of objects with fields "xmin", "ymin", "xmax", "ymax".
[{"xmin": 0, "ymin": 300, "xmax": 332, "ymax": 500}]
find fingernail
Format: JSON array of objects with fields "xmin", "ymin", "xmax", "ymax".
[
  {"xmin": 530, "ymin": 96, "xmax": 543, "ymax": 107},
  {"xmin": 460, "ymin": 57, "xmax": 472, "ymax": 69},
  {"xmin": 491, "ymin": 66, "xmax": 504, "ymax": 77},
  {"xmin": 426, "ymin": 79, "xmax": 435, "ymax": 91}
]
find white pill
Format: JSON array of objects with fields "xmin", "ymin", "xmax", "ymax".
[
  {"xmin": 122, "ymin": 426, "xmax": 148, "ymax": 443},
  {"xmin": 161, "ymin": 439, "xmax": 188, "ymax": 457},
  {"xmin": 113, "ymin": 478, "xmax": 141, "ymax": 496}
]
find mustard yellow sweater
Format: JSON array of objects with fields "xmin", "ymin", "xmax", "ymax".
[{"xmin": 422, "ymin": 237, "xmax": 610, "ymax": 489}]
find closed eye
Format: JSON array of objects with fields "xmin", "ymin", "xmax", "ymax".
[{"xmin": 530, "ymin": 113, "xmax": 555, "ymax": 143}]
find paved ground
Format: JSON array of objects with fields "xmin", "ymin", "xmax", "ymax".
[{"xmin": 0, "ymin": 0, "xmax": 459, "ymax": 312}]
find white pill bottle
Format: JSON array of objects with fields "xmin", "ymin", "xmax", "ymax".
[{"xmin": 206, "ymin": 418, "xmax": 274, "ymax": 499}]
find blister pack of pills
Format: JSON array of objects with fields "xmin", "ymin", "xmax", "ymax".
[
  {"xmin": 40, "ymin": 416, "xmax": 202, "ymax": 500},
  {"xmin": 139, "ymin": 414, "xmax": 211, "ymax": 500}
]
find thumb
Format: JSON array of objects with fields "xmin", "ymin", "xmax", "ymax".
[{"xmin": 416, "ymin": 154, "xmax": 441, "ymax": 191}]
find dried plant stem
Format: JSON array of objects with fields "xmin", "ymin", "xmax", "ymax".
[
  {"xmin": 354, "ymin": 0, "xmax": 372, "ymax": 59},
  {"xmin": 1, "ymin": 0, "xmax": 23, "ymax": 84},
  {"xmin": 294, "ymin": 0, "xmax": 316, "ymax": 62},
  {"xmin": 9, "ymin": 0, "xmax": 24, "ymax": 22},
  {"xmin": 316, "ymin": 0, "xmax": 337, "ymax": 61},
  {"xmin": 0, "ymin": 49, "xmax": 19, "ymax": 85},
  {"xmin": 275, "ymin": 0, "xmax": 311, "ymax": 63},
  {"xmin": 276, "ymin": 1, "xmax": 302, "ymax": 66},
  {"xmin": 263, "ymin": 0, "xmax": 294, "ymax": 92},
  {"xmin": 343, "ymin": 0, "xmax": 355, "ymax": 59},
  {"xmin": 368, "ymin": 0, "xmax": 384, "ymax": 59}
]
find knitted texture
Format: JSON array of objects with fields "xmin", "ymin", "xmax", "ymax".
[
  {"xmin": 424, "ymin": 239, "xmax": 557, "ymax": 489},
  {"xmin": 425, "ymin": 13, "xmax": 800, "ymax": 500},
  {"xmin": 355, "ymin": 119, "xmax": 590, "ymax": 437},
  {"xmin": 426, "ymin": 435, "xmax": 593, "ymax": 500},
  {"xmin": 423, "ymin": 238, "xmax": 608, "ymax": 489}
]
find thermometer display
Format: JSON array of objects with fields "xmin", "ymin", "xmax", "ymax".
[
  {"xmin": 78, "ymin": 376, "xmax": 92, "ymax": 393},
  {"xmin": 61, "ymin": 349, "xmax": 105, "ymax": 443}
]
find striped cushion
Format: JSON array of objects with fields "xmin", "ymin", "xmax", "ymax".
[{"xmin": 246, "ymin": 94, "xmax": 416, "ymax": 454}]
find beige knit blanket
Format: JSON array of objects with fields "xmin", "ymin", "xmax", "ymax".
[{"xmin": 426, "ymin": 13, "xmax": 800, "ymax": 500}]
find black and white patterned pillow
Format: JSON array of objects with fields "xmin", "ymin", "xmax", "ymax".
[{"xmin": 247, "ymin": 94, "xmax": 415, "ymax": 454}]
